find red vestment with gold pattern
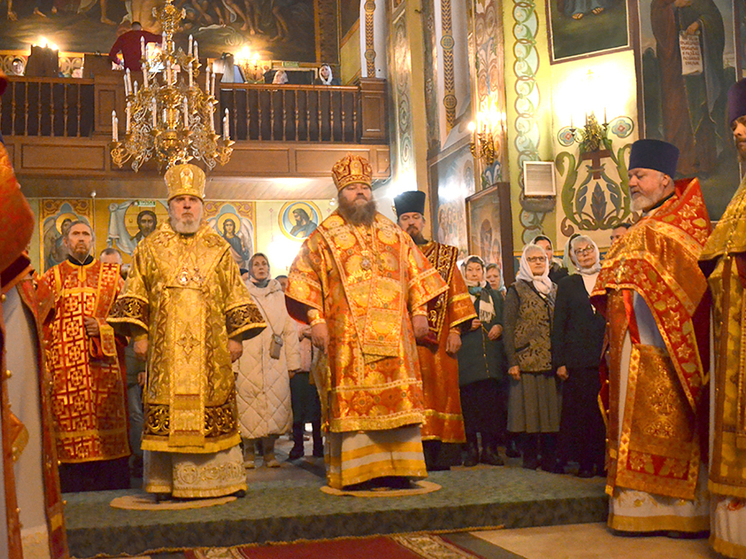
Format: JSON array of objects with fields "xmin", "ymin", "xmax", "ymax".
[
  {"xmin": 592, "ymin": 178, "xmax": 711, "ymax": 505},
  {"xmin": 37, "ymin": 259, "xmax": 130, "ymax": 464},
  {"xmin": 417, "ymin": 241, "xmax": 475, "ymax": 443}
]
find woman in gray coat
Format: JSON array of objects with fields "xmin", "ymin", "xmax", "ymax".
[{"xmin": 504, "ymin": 244, "xmax": 560, "ymax": 471}]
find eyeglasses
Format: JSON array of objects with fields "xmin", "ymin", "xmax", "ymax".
[
  {"xmin": 526, "ymin": 256, "xmax": 546, "ymax": 263},
  {"xmin": 574, "ymin": 246, "xmax": 594, "ymax": 256}
]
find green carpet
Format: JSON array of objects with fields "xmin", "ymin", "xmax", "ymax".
[{"xmin": 64, "ymin": 465, "xmax": 607, "ymax": 558}]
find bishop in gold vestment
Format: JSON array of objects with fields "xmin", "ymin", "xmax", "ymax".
[
  {"xmin": 394, "ymin": 190, "xmax": 475, "ymax": 470},
  {"xmin": 286, "ymin": 155, "xmax": 447, "ymax": 490},
  {"xmin": 591, "ymin": 139, "xmax": 711, "ymax": 535},
  {"xmin": 699, "ymin": 79, "xmax": 746, "ymax": 559},
  {"xmin": 109, "ymin": 164, "xmax": 265, "ymax": 499}
]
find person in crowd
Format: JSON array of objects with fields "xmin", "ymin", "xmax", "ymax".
[
  {"xmin": 609, "ymin": 222, "xmax": 631, "ymax": 245},
  {"xmin": 552, "ymin": 235, "xmax": 605, "ymax": 478},
  {"xmin": 285, "ymin": 154, "xmax": 447, "ymax": 491},
  {"xmin": 235, "ymin": 253, "xmax": 300, "ymax": 468},
  {"xmin": 109, "ymin": 163, "xmax": 265, "ymax": 500},
  {"xmin": 315, "ymin": 64, "xmax": 341, "ymax": 86},
  {"xmin": 503, "ymin": 244, "xmax": 560, "ymax": 471},
  {"xmin": 37, "ymin": 221, "xmax": 130, "ymax": 492},
  {"xmin": 532, "ymin": 235, "xmax": 568, "ymax": 284},
  {"xmin": 394, "ymin": 190, "xmax": 475, "ymax": 471},
  {"xmin": 485, "ymin": 263, "xmax": 506, "ymax": 299},
  {"xmin": 272, "ymin": 69, "xmax": 288, "ymax": 85},
  {"xmin": 457, "ymin": 255, "xmax": 506, "ymax": 467},
  {"xmin": 276, "ymin": 274, "xmax": 323, "ymax": 460},
  {"xmin": 0, "ymin": 102, "xmax": 68, "ymax": 556},
  {"xmin": 591, "ymin": 139, "xmax": 710, "ymax": 536},
  {"xmin": 10, "ymin": 57, "xmax": 24, "ymax": 76},
  {"xmin": 108, "ymin": 21, "xmax": 162, "ymax": 71},
  {"xmin": 699, "ymin": 78, "xmax": 746, "ymax": 557},
  {"xmin": 100, "ymin": 247, "xmax": 122, "ymax": 265}
]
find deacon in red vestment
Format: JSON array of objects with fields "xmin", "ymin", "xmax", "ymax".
[
  {"xmin": 394, "ymin": 190, "xmax": 476, "ymax": 470},
  {"xmin": 37, "ymin": 221, "xmax": 130, "ymax": 493}
]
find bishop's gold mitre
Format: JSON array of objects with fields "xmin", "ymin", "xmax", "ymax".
[
  {"xmin": 164, "ymin": 163, "xmax": 206, "ymax": 201},
  {"xmin": 331, "ymin": 154, "xmax": 372, "ymax": 191}
]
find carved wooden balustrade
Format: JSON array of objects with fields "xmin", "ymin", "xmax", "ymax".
[{"xmin": 0, "ymin": 75, "xmax": 388, "ymax": 144}]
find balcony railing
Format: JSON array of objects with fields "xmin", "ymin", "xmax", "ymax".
[
  {"xmin": 1, "ymin": 77, "xmax": 95, "ymax": 138},
  {"xmin": 0, "ymin": 75, "xmax": 387, "ymax": 144}
]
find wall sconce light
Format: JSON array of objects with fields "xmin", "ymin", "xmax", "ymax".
[
  {"xmin": 569, "ymin": 110, "xmax": 608, "ymax": 155},
  {"xmin": 236, "ymin": 47, "xmax": 266, "ymax": 83},
  {"xmin": 468, "ymin": 120, "xmax": 498, "ymax": 166}
]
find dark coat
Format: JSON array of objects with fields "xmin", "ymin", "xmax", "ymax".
[
  {"xmin": 457, "ymin": 286, "xmax": 506, "ymax": 386},
  {"xmin": 551, "ymin": 274, "xmax": 605, "ymax": 370}
]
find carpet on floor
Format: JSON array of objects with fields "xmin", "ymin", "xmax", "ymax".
[{"xmin": 184, "ymin": 534, "xmax": 488, "ymax": 559}]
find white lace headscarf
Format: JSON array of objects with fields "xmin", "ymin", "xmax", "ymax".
[
  {"xmin": 516, "ymin": 244, "xmax": 552, "ymax": 295},
  {"xmin": 319, "ymin": 64, "xmax": 334, "ymax": 85}
]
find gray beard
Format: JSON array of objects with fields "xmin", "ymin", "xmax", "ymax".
[
  {"xmin": 171, "ymin": 217, "xmax": 201, "ymax": 235},
  {"xmin": 338, "ymin": 197, "xmax": 377, "ymax": 226}
]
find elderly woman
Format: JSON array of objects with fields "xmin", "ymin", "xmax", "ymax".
[
  {"xmin": 504, "ymin": 244, "xmax": 560, "ymax": 471},
  {"xmin": 552, "ymin": 235, "xmax": 606, "ymax": 477},
  {"xmin": 235, "ymin": 253, "xmax": 301, "ymax": 468},
  {"xmin": 457, "ymin": 255, "xmax": 506, "ymax": 467}
]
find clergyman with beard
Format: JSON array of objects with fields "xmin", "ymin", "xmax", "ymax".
[
  {"xmin": 109, "ymin": 163, "xmax": 266, "ymax": 501},
  {"xmin": 699, "ymin": 78, "xmax": 746, "ymax": 558},
  {"xmin": 285, "ymin": 154, "xmax": 448, "ymax": 491},
  {"xmin": 590, "ymin": 139, "xmax": 712, "ymax": 536},
  {"xmin": 36, "ymin": 221, "xmax": 131, "ymax": 492},
  {"xmin": 393, "ymin": 190, "xmax": 476, "ymax": 471}
]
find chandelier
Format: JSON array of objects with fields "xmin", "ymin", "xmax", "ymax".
[{"xmin": 110, "ymin": 0, "xmax": 233, "ymax": 172}]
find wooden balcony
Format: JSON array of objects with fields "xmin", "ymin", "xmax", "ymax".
[{"xmin": 0, "ymin": 74, "xmax": 390, "ymax": 199}]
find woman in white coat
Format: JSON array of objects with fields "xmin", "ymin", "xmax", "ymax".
[{"xmin": 235, "ymin": 253, "xmax": 301, "ymax": 467}]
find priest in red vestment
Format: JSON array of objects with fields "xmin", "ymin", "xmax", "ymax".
[
  {"xmin": 394, "ymin": 190, "xmax": 476, "ymax": 470},
  {"xmin": 37, "ymin": 221, "xmax": 130, "ymax": 493}
]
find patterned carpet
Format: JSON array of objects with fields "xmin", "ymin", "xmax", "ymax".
[{"xmin": 64, "ymin": 458, "xmax": 607, "ymax": 558}]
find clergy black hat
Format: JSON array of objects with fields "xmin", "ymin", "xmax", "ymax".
[
  {"xmin": 394, "ymin": 190, "xmax": 426, "ymax": 218},
  {"xmin": 628, "ymin": 139, "xmax": 679, "ymax": 178},
  {"xmin": 728, "ymin": 79, "xmax": 746, "ymax": 125}
]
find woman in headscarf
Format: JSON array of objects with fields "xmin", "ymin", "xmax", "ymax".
[
  {"xmin": 504, "ymin": 244, "xmax": 560, "ymax": 471},
  {"xmin": 552, "ymin": 235, "xmax": 606, "ymax": 477},
  {"xmin": 456, "ymin": 255, "xmax": 506, "ymax": 467}
]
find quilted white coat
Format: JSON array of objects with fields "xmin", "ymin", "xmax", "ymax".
[{"xmin": 235, "ymin": 278, "xmax": 301, "ymax": 439}]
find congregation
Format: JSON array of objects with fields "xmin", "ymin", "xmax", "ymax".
[{"xmin": 4, "ymin": 74, "xmax": 746, "ymax": 559}]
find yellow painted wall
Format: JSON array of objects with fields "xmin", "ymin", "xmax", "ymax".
[{"xmin": 339, "ymin": 24, "xmax": 361, "ymax": 84}]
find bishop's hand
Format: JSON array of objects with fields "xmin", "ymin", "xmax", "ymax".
[
  {"xmin": 311, "ymin": 322, "xmax": 329, "ymax": 353},
  {"xmin": 412, "ymin": 314, "xmax": 429, "ymax": 340}
]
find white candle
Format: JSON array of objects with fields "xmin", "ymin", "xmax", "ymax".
[
  {"xmin": 194, "ymin": 41, "xmax": 198, "ymax": 62},
  {"xmin": 208, "ymin": 103, "xmax": 214, "ymax": 132},
  {"xmin": 133, "ymin": 80, "xmax": 138, "ymax": 95},
  {"xmin": 188, "ymin": 62, "xmax": 193, "ymax": 88},
  {"xmin": 126, "ymin": 68, "xmax": 132, "ymax": 95},
  {"xmin": 211, "ymin": 72, "xmax": 216, "ymax": 96},
  {"xmin": 166, "ymin": 60, "xmax": 172, "ymax": 86},
  {"xmin": 152, "ymin": 99, "xmax": 157, "ymax": 127},
  {"xmin": 111, "ymin": 110, "xmax": 117, "ymax": 141},
  {"xmin": 183, "ymin": 98, "xmax": 189, "ymax": 128},
  {"xmin": 140, "ymin": 36, "xmax": 145, "ymax": 61},
  {"xmin": 142, "ymin": 63, "xmax": 148, "ymax": 87},
  {"xmin": 206, "ymin": 65, "xmax": 211, "ymax": 94},
  {"xmin": 126, "ymin": 103, "xmax": 131, "ymax": 134},
  {"xmin": 224, "ymin": 108, "xmax": 229, "ymax": 139},
  {"xmin": 188, "ymin": 34, "xmax": 193, "ymax": 57}
]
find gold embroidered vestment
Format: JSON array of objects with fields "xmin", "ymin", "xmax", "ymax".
[
  {"xmin": 591, "ymin": 178, "xmax": 711, "ymax": 501},
  {"xmin": 109, "ymin": 222, "xmax": 265, "ymax": 455},
  {"xmin": 286, "ymin": 212, "xmax": 448, "ymax": 433}
]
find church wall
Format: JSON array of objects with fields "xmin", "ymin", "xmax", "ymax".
[
  {"xmin": 25, "ymin": 197, "xmax": 334, "ymax": 277},
  {"xmin": 339, "ymin": 22, "xmax": 362, "ymax": 84}
]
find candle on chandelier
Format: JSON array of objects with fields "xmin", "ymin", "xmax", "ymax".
[
  {"xmin": 183, "ymin": 98, "xmax": 189, "ymax": 128},
  {"xmin": 188, "ymin": 34, "xmax": 193, "ymax": 58},
  {"xmin": 111, "ymin": 110, "xmax": 118, "ymax": 142},
  {"xmin": 126, "ymin": 103, "xmax": 131, "ymax": 134},
  {"xmin": 152, "ymin": 99, "xmax": 157, "ymax": 127},
  {"xmin": 142, "ymin": 63, "xmax": 148, "ymax": 87},
  {"xmin": 188, "ymin": 62, "xmax": 193, "ymax": 88},
  {"xmin": 208, "ymin": 103, "xmax": 214, "ymax": 132},
  {"xmin": 194, "ymin": 41, "xmax": 198, "ymax": 63},
  {"xmin": 223, "ymin": 108, "xmax": 229, "ymax": 140},
  {"xmin": 133, "ymin": 80, "xmax": 138, "ymax": 95},
  {"xmin": 211, "ymin": 72, "xmax": 216, "ymax": 97},
  {"xmin": 206, "ymin": 65, "xmax": 211, "ymax": 94},
  {"xmin": 140, "ymin": 36, "xmax": 145, "ymax": 61},
  {"xmin": 126, "ymin": 69, "xmax": 132, "ymax": 95},
  {"xmin": 166, "ymin": 60, "xmax": 172, "ymax": 86}
]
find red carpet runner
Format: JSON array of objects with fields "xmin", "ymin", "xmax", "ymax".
[{"xmin": 186, "ymin": 534, "xmax": 486, "ymax": 558}]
